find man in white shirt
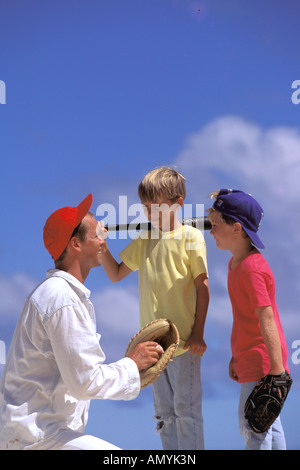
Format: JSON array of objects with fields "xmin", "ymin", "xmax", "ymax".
[{"xmin": 0, "ymin": 194, "xmax": 161, "ymax": 450}]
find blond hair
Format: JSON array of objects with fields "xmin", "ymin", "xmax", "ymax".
[
  {"xmin": 206, "ymin": 191, "xmax": 223, "ymax": 218},
  {"xmin": 138, "ymin": 167, "xmax": 186, "ymax": 202}
]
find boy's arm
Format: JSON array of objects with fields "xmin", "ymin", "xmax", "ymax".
[
  {"xmin": 101, "ymin": 244, "xmax": 132, "ymax": 283},
  {"xmin": 183, "ymin": 273, "xmax": 209, "ymax": 356},
  {"xmin": 229, "ymin": 357, "xmax": 239, "ymax": 382},
  {"xmin": 255, "ymin": 305, "xmax": 285, "ymax": 375}
]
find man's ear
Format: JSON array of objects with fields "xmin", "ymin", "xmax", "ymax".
[{"xmin": 69, "ymin": 236, "xmax": 81, "ymax": 253}]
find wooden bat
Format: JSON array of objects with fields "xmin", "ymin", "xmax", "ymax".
[{"xmin": 104, "ymin": 216, "xmax": 211, "ymax": 232}]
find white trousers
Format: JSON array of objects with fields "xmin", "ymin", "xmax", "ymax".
[
  {"xmin": 26, "ymin": 430, "xmax": 121, "ymax": 450},
  {"xmin": 60, "ymin": 432, "xmax": 120, "ymax": 450}
]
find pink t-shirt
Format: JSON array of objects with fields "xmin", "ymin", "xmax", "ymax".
[{"xmin": 228, "ymin": 253, "xmax": 289, "ymax": 383}]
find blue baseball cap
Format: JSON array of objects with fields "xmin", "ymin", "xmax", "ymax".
[{"xmin": 213, "ymin": 189, "xmax": 265, "ymax": 249}]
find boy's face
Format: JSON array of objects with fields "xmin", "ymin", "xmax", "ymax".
[
  {"xmin": 142, "ymin": 196, "xmax": 183, "ymax": 231},
  {"xmin": 209, "ymin": 211, "xmax": 236, "ymax": 251}
]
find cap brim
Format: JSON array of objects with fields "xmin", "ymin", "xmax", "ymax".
[
  {"xmin": 243, "ymin": 227, "xmax": 265, "ymax": 249},
  {"xmin": 75, "ymin": 193, "xmax": 93, "ymax": 227}
]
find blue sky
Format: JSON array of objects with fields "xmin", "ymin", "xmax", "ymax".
[{"xmin": 1, "ymin": 0, "xmax": 300, "ymax": 450}]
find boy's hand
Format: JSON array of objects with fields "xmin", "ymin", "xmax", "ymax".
[
  {"xmin": 96, "ymin": 221, "xmax": 109, "ymax": 254},
  {"xmin": 190, "ymin": 273, "xmax": 209, "ymax": 357},
  {"xmin": 96, "ymin": 220, "xmax": 108, "ymax": 240},
  {"xmin": 244, "ymin": 371, "xmax": 292, "ymax": 433},
  {"xmin": 183, "ymin": 333, "xmax": 207, "ymax": 356},
  {"xmin": 229, "ymin": 357, "xmax": 239, "ymax": 382}
]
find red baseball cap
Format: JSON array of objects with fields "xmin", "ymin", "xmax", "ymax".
[{"xmin": 43, "ymin": 193, "xmax": 93, "ymax": 260}]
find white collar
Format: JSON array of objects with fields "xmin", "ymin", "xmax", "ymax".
[{"xmin": 46, "ymin": 269, "xmax": 91, "ymax": 299}]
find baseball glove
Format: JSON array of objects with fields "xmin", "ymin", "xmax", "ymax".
[
  {"xmin": 125, "ymin": 319, "xmax": 180, "ymax": 389},
  {"xmin": 244, "ymin": 371, "xmax": 292, "ymax": 433}
]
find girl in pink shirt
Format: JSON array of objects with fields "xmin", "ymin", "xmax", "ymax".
[{"xmin": 208, "ymin": 189, "xmax": 290, "ymax": 450}]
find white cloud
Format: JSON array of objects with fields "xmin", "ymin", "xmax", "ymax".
[
  {"xmin": 174, "ymin": 114, "xmax": 300, "ymax": 255},
  {"xmin": 91, "ymin": 286, "xmax": 140, "ymax": 337},
  {"xmin": 0, "ymin": 273, "xmax": 36, "ymax": 318},
  {"xmin": 176, "ymin": 115, "xmax": 300, "ymax": 216}
]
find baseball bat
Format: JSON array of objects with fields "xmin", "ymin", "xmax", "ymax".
[{"xmin": 104, "ymin": 216, "xmax": 212, "ymax": 232}]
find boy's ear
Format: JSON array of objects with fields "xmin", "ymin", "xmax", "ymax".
[
  {"xmin": 233, "ymin": 222, "xmax": 243, "ymax": 234},
  {"xmin": 177, "ymin": 197, "xmax": 184, "ymax": 207}
]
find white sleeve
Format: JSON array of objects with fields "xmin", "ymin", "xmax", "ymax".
[{"xmin": 44, "ymin": 305, "xmax": 140, "ymax": 401}]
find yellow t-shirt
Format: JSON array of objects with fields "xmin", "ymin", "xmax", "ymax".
[{"xmin": 119, "ymin": 225, "xmax": 208, "ymax": 356}]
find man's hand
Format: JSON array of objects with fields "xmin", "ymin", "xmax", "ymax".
[
  {"xmin": 125, "ymin": 319, "xmax": 179, "ymax": 388},
  {"xmin": 128, "ymin": 341, "xmax": 164, "ymax": 371}
]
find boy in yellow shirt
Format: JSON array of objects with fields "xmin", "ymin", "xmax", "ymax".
[{"xmin": 102, "ymin": 167, "xmax": 209, "ymax": 450}]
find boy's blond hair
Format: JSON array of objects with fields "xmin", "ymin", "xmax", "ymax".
[
  {"xmin": 206, "ymin": 191, "xmax": 229, "ymax": 220},
  {"xmin": 138, "ymin": 167, "xmax": 186, "ymax": 203}
]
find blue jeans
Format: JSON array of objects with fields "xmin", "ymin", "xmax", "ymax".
[
  {"xmin": 152, "ymin": 351, "xmax": 204, "ymax": 450},
  {"xmin": 239, "ymin": 381, "xmax": 286, "ymax": 450}
]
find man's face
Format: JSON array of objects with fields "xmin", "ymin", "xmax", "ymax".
[{"xmin": 79, "ymin": 215, "xmax": 105, "ymax": 268}]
